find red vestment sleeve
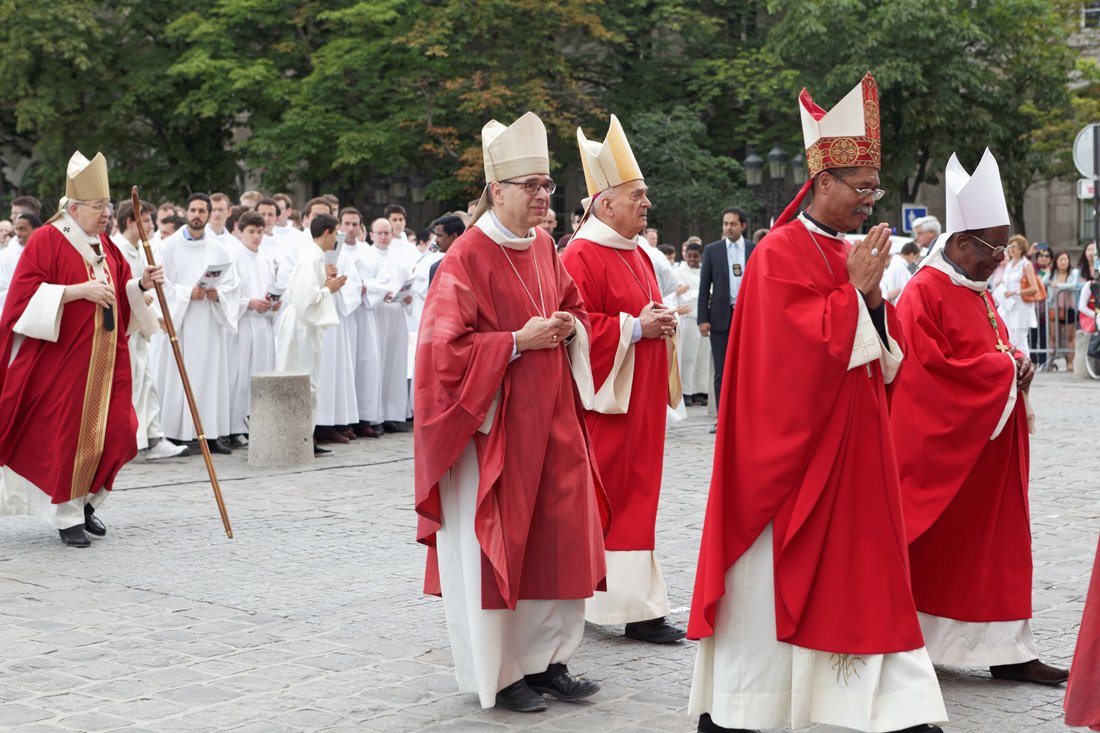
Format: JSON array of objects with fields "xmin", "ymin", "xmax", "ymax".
[
  {"xmin": 1066, "ymin": 534, "xmax": 1100, "ymax": 730},
  {"xmin": 559, "ymin": 245, "xmax": 629, "ymax": 389}
]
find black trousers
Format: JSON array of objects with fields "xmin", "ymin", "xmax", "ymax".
[{"xmin": 709, "ymin": 327, "xmax": 730, "ymax": 410}]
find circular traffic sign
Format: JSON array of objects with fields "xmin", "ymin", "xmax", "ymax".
[{"xmin": 1074, "ymin": 124, "xmax": 1100, "ymax": 178}]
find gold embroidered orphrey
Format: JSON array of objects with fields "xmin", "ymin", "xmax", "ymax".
[{"xmin": 70, "ymin": 262, "xmax": 117, "ymax": 500}]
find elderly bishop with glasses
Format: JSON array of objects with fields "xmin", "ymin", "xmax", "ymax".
[
  {"xmin": 888, "ymin": 148, "xmax": 1069, "ymax": 687},
  {"xmin": 688, "ymin": 73, "xmax": 948, "ymax": 733},
  {"xmin": 414, "ymin": 112, "xmax": 610, "ymax": 714},
  {"xmin": 0, "ymin": 151, "xmax": 161, "ymax": 548},
  {"xmin": 560, "ymin": 115, "xmax": 686, "ymax": 645}
]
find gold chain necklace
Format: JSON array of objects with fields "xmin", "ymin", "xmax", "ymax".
[
  {"xmin": 497, "ymin": 243, "xmax": 546, "ymax": 318},
  {"xmin": 979, "ymin": 291, "xmax": 1012, "ymax": 353},
  {"xmin": 615, "ymin": 249, "xmax": 654, "ymax": 303}
]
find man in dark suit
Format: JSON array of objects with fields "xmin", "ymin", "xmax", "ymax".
[
  {"xmin": 698, "ymin": 207, "xmax": 755, "ymax": 430},
  {"xmin": 427, "ymin": 214, "xmax": 466, "ymax": 285}
]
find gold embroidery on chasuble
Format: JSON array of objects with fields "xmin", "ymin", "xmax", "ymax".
[{"xmin": 70, "ymin": 264, "xmax": 116, "ymax": 501}]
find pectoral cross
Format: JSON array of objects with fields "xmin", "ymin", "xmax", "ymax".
[{"xmin": 996, "ymin": 341, "xmax": 1011, "ymax": 353}]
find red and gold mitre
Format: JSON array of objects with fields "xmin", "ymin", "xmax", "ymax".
[{"xmin": 799, "ymin": 72, "xmax": 880, "ymax": 178}]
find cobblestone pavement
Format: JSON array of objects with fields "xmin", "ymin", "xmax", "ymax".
[{"xmin": 0, "ymin": 373, "xmax": 1097, "ymax": 733}]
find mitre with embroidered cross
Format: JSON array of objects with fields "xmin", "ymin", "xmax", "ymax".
[
  {"xmin": 47, "ymin": 150, "xmax": 111, "ymax": 224},
  {"xmin": 776, "ymin": 72, "xmax": 881, "ymax": 225},
  {"xmin": 470, "ymin": 111, "xmax": 550, "ymax": 223},
  {"xmin": 944, "ymin": 148, "xmax": 1010, "ymax": 237}
]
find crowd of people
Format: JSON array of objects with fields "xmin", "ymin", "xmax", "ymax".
[{"xmin": 0, "ymin": 67, "xmax": 1098, "ymax": 733}]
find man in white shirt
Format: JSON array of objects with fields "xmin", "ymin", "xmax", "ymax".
[{"xmin": 0, "ymin": 213, "xmax": 39, "ymax": 313}]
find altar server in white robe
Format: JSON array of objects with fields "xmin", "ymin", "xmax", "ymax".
[
  {"xmin": 676, "ymin": 241, "xmax": 712, "ymax": 403},
  {"xmin": 276, "ymin": 214, "xmax": 342, "ymax": 431},
  {"xmin": 111, "ymin": 199, "xmax": 187, "ymax": 459},
  {"xmin": 155, "ymin": 193, "xmax": 240, "ymax": 454},
  {"xmin": 226, "ymin": 211, "xmax": 278, "ymax": 443},
  {"xmin": 340, "ymin": 211, "xmax": 393, "ymax": 438},
  {"xmin": 369, "ymin": 218, "xmax": 415, "ymax": 432},
  {"xmin": 314, "ymin": 243, "xmax": 363, "ymax": 440}
]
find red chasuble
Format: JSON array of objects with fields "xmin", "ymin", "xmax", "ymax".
[
  {"xmin": 0, "ymin": 225, "xmax": 138, "ymax": 503},
  {"xmin": 1065, "ymin": 534, "xmax": 1100, "ymax": 730},
  {"xmin": 687, "ymin": 219, "xmax": 924, "ymax": 654},
  {"xmin": 889, "ymin": 264, "xmax": 1032, "ymax": 621},
  {"xmin": 560, "ymin": 239, "xmax": 668, "ymax": 550},
  {"xmin": 414, "ymin": 226, "xmax": 609, "ymax": 610}
]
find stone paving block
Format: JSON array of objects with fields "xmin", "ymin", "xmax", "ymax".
[
  {"xmin": 0, "ymin": 702, "xmax": 52, "ymax": 726},
  {"xmin": 156, "ymin": 683, "xmax": 240, "ymax": 706}
]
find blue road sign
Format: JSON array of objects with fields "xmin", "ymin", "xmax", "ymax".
[{"xmin": 901, "ymin": 204, "xmax": 927, "ymax": 235}]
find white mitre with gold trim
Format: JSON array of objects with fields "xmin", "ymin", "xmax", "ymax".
[
  {"xmin": 944, "ymin": 148, "xmax": 1010, "ymax": 236},
  {"xmin": 577, "ymin": 114, "xmax": 644, "ymax": 197},
  {"xmin": 470, "ymin": 112, "xmax": 549, "ymax": 222}
]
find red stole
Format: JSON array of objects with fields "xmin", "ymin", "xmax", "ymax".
[
  {"xmin": 560, "ymin": 239, "xmax": 668, "ymax": 550},
  {"xmin": 889, "ymin": 265, "xmax": 1032, "ymax": 621},
  {"xmin": 688, "ymin": 220, "xmax": 924, "ymax": 654},
  {"xmin": 414, "ymin": 226, "xmax": 609, "ymax": 610},
  {"xmin": 0, "ymin": 225, "xmax": 137, "ymax": 502}
]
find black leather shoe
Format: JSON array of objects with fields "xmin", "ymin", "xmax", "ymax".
[
  {"xmin": 693, "ymin": 394, "xmax": 709, "ymax": 406},
  {"xmin": 524, "ymin": 663, "xmax": 598, "ymax": 702},
  {"xmin": 206, "ymin": 439, "xmax": 232, "ymax": 455},
  {"xmin": 382, "ymin": 420, "xmax": 412, "ymax": 433},
  {"xmin": 313, "ymin": 441, "xmax": 332, "ymax": 456},
  {"xmin": 353, "ymin": 421, "xmax": 382, "ymax": 438},
  {"xmin": 624, "ymin": 616, "xmax": 687, "ymax": 644},
  {"xmin": 990, "ymin": 658, "xmax": 1069, "ymax": 686},
  {"xmin": 228, "ymin": 434, "xmax": 249, "ymax": 448},
  {"xmin": 709, "ymin": 423, "xmax": 718, "ymax": 434},
  {"xmin": 889, "ymin": 725, "xmax": 943, "ymax": 733},
  {"xmin": 698, "ymin": 713, "xmax": 759, "ymax": 733},
  {"xmin": 494, "ymin": 679, "xmax": 547, "ymax": 712},
  {"xmin": 83, "ymin": 503, "xmax": 106, "ymax": 537},
  {"xmin": 59, "ymin": 525, "xmax": 91, "ymax": 548}
]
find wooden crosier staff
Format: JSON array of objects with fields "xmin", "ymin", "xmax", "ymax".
[{"xmin": 131, "ymin": 186, "xmax": 233, "ymax": 539}]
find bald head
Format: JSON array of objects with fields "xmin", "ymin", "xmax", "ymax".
[{"xmin": 371, "ymin": 217, "xmax": 393, "ymax": 249}]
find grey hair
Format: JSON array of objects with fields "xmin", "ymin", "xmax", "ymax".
[{"xmin": 912, "ymin": 215, "xmax": 941, "ymax": 236}]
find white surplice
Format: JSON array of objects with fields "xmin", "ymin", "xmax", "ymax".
[
  {"xmin": 0, "ymin": 238, "xmax": 25, "ymax": 314},
  {"xmin": 275, "ymin": 243, "xmax": 338, "ymax": 416},
  {"xmin": 344, "ymin": 243, "xmax": 393, "ymax": 425},
  {"xmin": 315, "ymin": 248, "xmax": 362, "ymax": 426},
  {"xmin": 675, "ymin": 260, "xmax": 712, "ymax": 396},
  {"xmin": 154, "ymin": 231, "xmax": 240, "ymax": 441},
  {"xmin": 373, "ymin": 244, "xmax": 416, "ymax": 422},
  {"xmin": 227, "ymin": 244, "xmax": 277, "ymax": 434}
]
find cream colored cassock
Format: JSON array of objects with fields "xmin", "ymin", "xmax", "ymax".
[
  {"xmin": 111, "ymin": 233, "xmax": 167, "ymax": 449},
  {"xmin": 315, "ymin": 248, "xmax": 362, "ymax": 427},
  {"xmin": 275, "ymin": 243, "xmax": 339, "ymax": 417},
  {"xmin": 154, "ymin": 231, "xmax": 240, "ymax": 442},
  {"xmin": 435, "ymin": 212, "xmax": 603, "ymax": 709},
  {"xmin": 567, "ymin": 215, "xmax": 676, "ymax": 626},
  {"xmin": 674, "ymin": 260, "xmax": 712, "ymax": 397},
  {"xmin": 226, "ymin": 244, "xmax": 277, "ymax": 435},
  {"xmin": 343, "ymin": 242, "xmax": 394, "ymax": 426},
  {"xmin": 912, "ymin": 239, "xmax": 1039, "ymax": 668},
  {"xmin": 0, "ymin": 214, "xmax": 157, "ymax": 529},
  {"xmin": 689, "ymin": 215, "xmax": 947, "ymax": 732}
]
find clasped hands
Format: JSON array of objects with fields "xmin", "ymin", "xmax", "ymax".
[
  {"xmin": 70, "ymin": 265, "xmax": 163, "ymax": 309},
  {"xmin": 847, "ymin": 223, "xmax": 892, "ymax": 310},
  {"xmin": 639, "ymin": 301, "xmax": 677, "ymax": 339},
  {"xmin": 515, "ymin": 312, "xmax": 576, "ymax": 352}
]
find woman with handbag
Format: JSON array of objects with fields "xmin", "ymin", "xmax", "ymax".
[{"xmin": 994, "ymin": 237, "xmax": 1041, "ymax": 358}]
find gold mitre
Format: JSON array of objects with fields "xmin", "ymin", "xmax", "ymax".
[
  {"xmin": 65, "ymin": 151, "xmax": 110, "ymax": 201},
  {"xmin": 471, "ymin": 112, "xmax": 550, "ymax": 222},
  {"xmin": 577, "ymin": 114, "xmax": 644, "ymax": 198}
]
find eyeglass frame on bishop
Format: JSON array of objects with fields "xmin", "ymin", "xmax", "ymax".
[
  {"xmin": 968, "ymin": 232, "xmax": 1007, "ymax": 258},
  {"xmin": 73, "ymin": 201, "xmax": 115, "ymax": 215},
  {"xmin": 829, "ymin": 173, "xmax": 886, "ymax": 202},
  {"xmin": 499, "ymin": 178, "xmax": 557, "ymax": 196}
]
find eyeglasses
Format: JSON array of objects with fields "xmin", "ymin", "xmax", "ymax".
[
  {"xmin": 1037, "ymin": 251, "xmax": 1052, "ymax": 258},
  {"xmin": 969, "ymin": 232, "xmax": 1006, "ymax": 257},
  {"xmin": 830, "ymin": 174, "xmax": 886, "ymax": 202},
  {"xmin": 500, "ymin": 178, "xmax": 556, "ymax": 196},
  {"xmin": 74, "ymin": 201, "xmax": 114, "ymax": 215}
]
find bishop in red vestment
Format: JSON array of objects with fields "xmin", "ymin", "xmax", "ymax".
[
  {"xmin": 889, "ymin": 148, "xmax": 1067, "ymax": 686},
  {"xmin": 1065, "ymin": 534, "xmax": 1100, "ymax": 730},
  {"xmin": 688, "ymin": 74, "xmax": 946, "ymax": 733},
  {"xmin": 0, "ymin": 151, "xmax": 159, "ymax": 548},
  {"xmin": 414, "ymin": 112, "xmax": 608, "ymax": 714},
  {"xmin": 560, "ymin": 114, "xmax": 685, "ymax": 644}
]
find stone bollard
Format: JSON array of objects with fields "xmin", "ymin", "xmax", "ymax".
[
  {"xmin": 248, "ymin": 372, "xmax": 314, "ymax": 467},
  {"xmin": 1075, "ymin": 330, "xmax": 1090, "ymax": 379}
]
